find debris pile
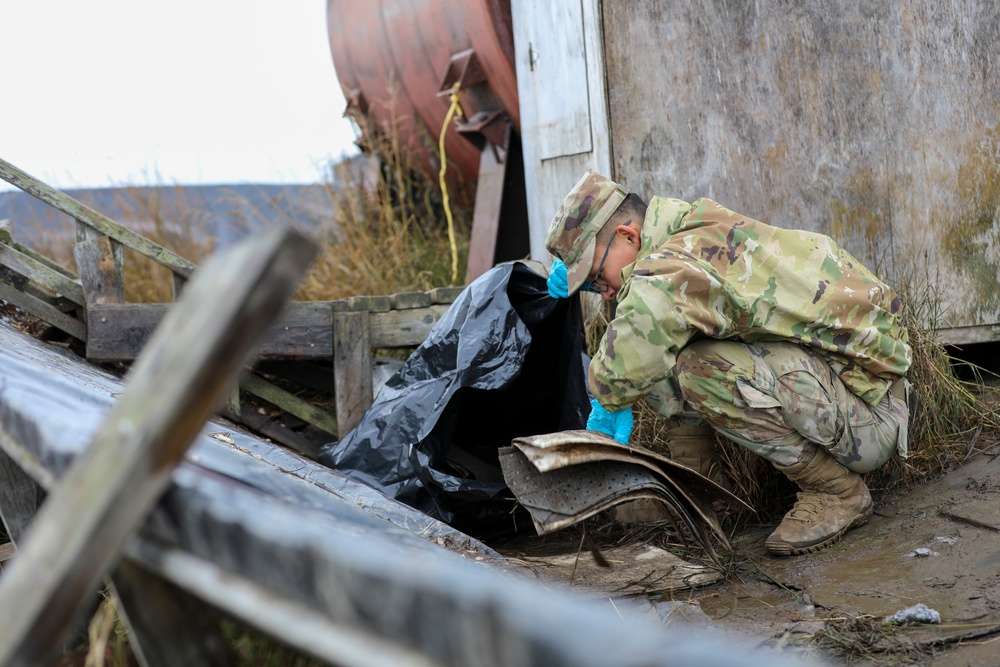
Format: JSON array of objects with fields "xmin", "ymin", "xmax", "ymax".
[{"xmin": 499, "ymin": 429, "xmax": 751, "ymax": 563}]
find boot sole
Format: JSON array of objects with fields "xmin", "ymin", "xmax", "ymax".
[{"xmin": 765, "ymin": 506, "xmax": 873, "ymax": 557}]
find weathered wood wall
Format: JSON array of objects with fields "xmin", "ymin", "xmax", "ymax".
[{"xmin": 601, "ymin": 1, "xmax": 999, "ymax": 342}]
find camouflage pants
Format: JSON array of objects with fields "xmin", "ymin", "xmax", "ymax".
[{"xmin": 649, "ymin": 340, "xmax": 908, "ymax": 472}]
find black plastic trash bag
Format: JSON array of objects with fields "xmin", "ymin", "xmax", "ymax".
[{"xmin": 318, "ymin": 262, "xmax": 591, "ymax": 539}]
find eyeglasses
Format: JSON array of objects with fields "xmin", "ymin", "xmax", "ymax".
[{"xmin": 583, "ymin": 236, "xmax": 614, "ymax": 294}]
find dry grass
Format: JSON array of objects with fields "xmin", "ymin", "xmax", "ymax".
[
  {"xmin": 812, "ymin": 614, "xmax": 925, "ymax": 665},
  {"xmin": 294, "ymin": 106, "xmax": 471, "ymax": 301}
]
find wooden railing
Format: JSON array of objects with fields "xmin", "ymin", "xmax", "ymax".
[{"xmin": 0, "ymin": 157, "xmax": 461, "ymax": 456}]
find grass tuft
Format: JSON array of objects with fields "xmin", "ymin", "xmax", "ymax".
[{"xmin": 295, "ymin": 108, "xmax": 471, "ymax": 301}]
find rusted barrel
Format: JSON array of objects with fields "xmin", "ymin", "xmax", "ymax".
[{"xmin": 326, "ymin": 0, "xmax": 519, "ymax": 201}]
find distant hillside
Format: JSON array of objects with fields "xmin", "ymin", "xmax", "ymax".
[{"xmin": 0, "ymin": 182, "xmax": 340, "ymax": 249}]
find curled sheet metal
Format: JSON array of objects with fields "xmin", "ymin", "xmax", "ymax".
[{"xmin": 501, "ymin": 430, "xmax": 753, "ymax": 564}]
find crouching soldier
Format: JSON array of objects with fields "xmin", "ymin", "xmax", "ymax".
[{"xmin": 545, "ymin": 171, "xmax": 911, "ymax": 556}]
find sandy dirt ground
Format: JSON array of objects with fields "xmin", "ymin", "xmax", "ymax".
[{"xmin": 500, "ymin": 440, "xmax": 1000, "ymax": 666}]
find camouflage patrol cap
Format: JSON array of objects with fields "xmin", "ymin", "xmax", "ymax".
[{"xmin": 545, "ymin": 171, "xmax": 627, "ymax": 294}]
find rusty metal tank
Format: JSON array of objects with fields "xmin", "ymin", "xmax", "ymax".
[{"xmin": 326, "ymin": 0, "xmax": 520, "ymax": 202}]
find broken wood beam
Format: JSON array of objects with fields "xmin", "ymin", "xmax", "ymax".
[
  {"xmin": 239, "ymin": 372, "xmax": 339, "ymax": 438},
  {"xmin": 0, "ymin": 242, "xmax": 85, "ymax": 305},
  {"xmin": 0, "ymin": 157, "xmax": 198, "ymax": 281},
  {"xmin": 0, "ymin": 227, "xmax": 316, "ymax": 667},
  {"xmin": 0, "ymin": 281, "xmax": 85, "ymax": 340},
  {"xmin": 73, "ymin": 234, "xmax": 125, "ymax": 306},
  {"xmin": 465, "ymin": 140, "xmax": 508, "ymax": 283},
  {"xmin": 333, "ymin": 310, "xmax": 373, "ymax": 439}
]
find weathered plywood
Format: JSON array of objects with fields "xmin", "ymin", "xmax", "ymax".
[
  {"xmin": 600, "ymin": 1, "xmax": 1000, "ymax": 337},
  {"xmin": 0, "ymin": 228, "xmax": 316, "ymax": 666},
  {"xmin": 515, "ymin": 2, "xmax": 592, "ymax": 161}
]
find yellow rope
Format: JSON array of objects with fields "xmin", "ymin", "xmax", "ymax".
[{"xmin": 438, "ymin": 83, "xmax": 463, "ymax": 284}]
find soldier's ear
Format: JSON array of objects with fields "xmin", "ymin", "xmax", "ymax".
[{"xmin": 616, "ymin": 223, "xmax": 640, "ymax": 245}]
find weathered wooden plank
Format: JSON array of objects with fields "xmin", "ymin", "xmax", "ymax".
[
  {"xmin": 233, "ymin": 407, "xmax": 322, "ymax": 460},
  {"xmin": 0, "ymin": 157, "xmax": 198, "ymax": 279},
  {"xmin": 466, "ymin": 143, "xmax": 508, "ymax": 283},
  {"xmin": 331, "ymin": 295, "xmax": 391, "ymax": 313},
  {"xmin": 0, "ymin": 447, "xmax": 43, "ymax": 544},
  {"xmin": 111, "ymin": 559, "xmax": 232, "ymax": 667},
  {"xmin": 87, "ymin": 302, "xmax": 334, "ymax": 361},
  {"xmin": 0, "ymin": 242, "xmax": 85, "ymax": 305},
  {"xmin": 85, "ymin": 303, "xmax": 167, "ymax": 360},
  {"xmin": 255, "ymin": 301, "xmax": 333, "ymax": 357},
  {"xmin": 73, "ymin": 236, "xmax": 125, "ymax": 305},
  {"xmin": 334, "ymin": 310, "xmax": 372, "ymax": 439},
  {"xmin": 429, "ymin": 286, "xmax": 464, "ymax": 304},
  {"xmin": 0, "ymin": 227, "xmax": 316, "ymax": 667},
  {"xmin": 76, "ymin": 222, "xmax": 125, "ymax": 281},
  {"xmin": 239, "ymin": 373, "xmax": 339, "ymax": 438},
  {"xmin": 13, "ymin": 242, "xmax": 78, "ymax": 280},
  {"xmin": 132, "ymin": 543, "xmax": 441, "ymax": 667},
  {"xmin": 0, "ymin": 281, "xmax": 86, "ymax": 340},
  {"xmin": 86, "ymin": 300, "xmax": 448, "ymax": 361},
  {"xmin": 369, "ymin": 304, "xmax": 450, "ymax": 348},
  {"xmin": 390, "ymin": 291, "xmax": 433, "ymax": 310}
]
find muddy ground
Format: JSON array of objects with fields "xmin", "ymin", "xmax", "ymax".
[{"xmin": 497, "ymin": 440, "xmax": 1000, "ymax": 666}]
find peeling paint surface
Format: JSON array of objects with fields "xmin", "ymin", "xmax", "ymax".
[{"xmin": 603, "ymin": 1, "xmax": 1000, "ymax": 336}]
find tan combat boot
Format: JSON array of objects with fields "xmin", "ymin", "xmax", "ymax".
[
  {"xmin": 765, "ymin": 444, "xmax": 873, "ymax": 556},
  {"xmin": 666, "ymin": 424, "xmax": 728, "ymax": 488}
]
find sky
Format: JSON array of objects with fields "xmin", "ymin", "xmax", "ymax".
[{"xmin": 0, "ymin": 1, "xmax": 360, "ymax": 193}]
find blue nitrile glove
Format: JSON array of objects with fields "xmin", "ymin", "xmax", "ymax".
[
  {"xmin": 547, "ymin": 259, "xmax": 570, "ymax": 298},
  {"xmin": 586, "ymin": 399, "xmax": 634, "ymax": 444}
]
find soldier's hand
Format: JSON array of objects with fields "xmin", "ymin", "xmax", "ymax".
[
  {"xmin": 586, "ymin": 399, "xmax": 633, "ymax": 445},
  {"xmin": 547, "ymin": 259, "xmax": 570, "ymax": 298}
]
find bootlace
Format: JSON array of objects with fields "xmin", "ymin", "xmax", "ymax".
[{"xmin": 784, "ymin": 492, "xmax": 831, "ymax": 523}]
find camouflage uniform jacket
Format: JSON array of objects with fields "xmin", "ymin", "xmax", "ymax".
[{"xmin": 589, "ymin": 197, "xmax": 912, "ymax": 410}]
